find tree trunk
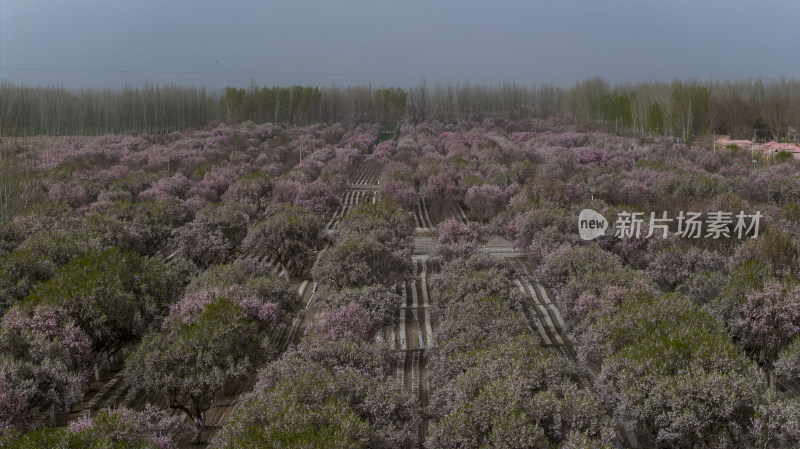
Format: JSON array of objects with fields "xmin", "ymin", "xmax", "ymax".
[
  {"xmin": 48, "ymin": 403, "xmax": 57, "ymax": 426},
  {"xmin": 191, "ymin": 411, "xmax": 205, "ymax": 444},
  {"xmin": 766, "ymin": 365, "xmax": 777, "ymax": 391}
]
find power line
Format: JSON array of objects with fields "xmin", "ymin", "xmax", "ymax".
[
  {"xmin": 2, "ymin": 66, "xmax": 796, "ymax": 82},
  {"xmin": 0, "ymin": 66, "xmax": 620, "ymax": 79}
]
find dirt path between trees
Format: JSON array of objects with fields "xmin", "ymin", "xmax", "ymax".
[{"xmin": 389, "ymin": 258, "xmax": 438, "ymax": 448}]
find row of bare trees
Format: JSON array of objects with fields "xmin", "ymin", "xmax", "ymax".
[
  {"xmin": 2, "ymin": 78, "xmax": 800, "ymax": 139},
  {"xmin": 562, "ymin": 77, "xmax": 800, "ymax": 141},
  {"xmin": 0, "ymin": 141, "xmax": 41, "ymax": 222},
  {"xmin": 0, "ymin": 82, "xmax": 216, "ymax": 136}
]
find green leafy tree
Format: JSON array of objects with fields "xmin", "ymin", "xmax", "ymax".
[
  {"xmin": 601, "ymin": 92, "xmax": 632, "ymax": 127},
  {"xmin": 125, "ymin": 296, "xmax": 273, "ymax": 444},
  {"xmin": 0, "ymin": 406, "xmax": 187, "ymax": 448},
  {"xmin": 312, "ymin": 238, "xmax": 411, "ymax": 290},
  {"xmin": 243, "ymin": 203, "xmax": 326, "ymax": 277},
  {"xmin": 648, "ymin": 102, "xmax": 665, "ymax": 133},
  {"xmin": 593, "ymin": 294, "xmax": 761, "ymax": 447},
  {"xmin": 18, "ymin": 247, "xmax": 182, "ymax": 373},
  {"xmin": 375, "ymin": 87, "xmax": 408, "ymax": 121},
  {"xmin": 211, "ymin": 335, "xmax": 418, "ymax": 449},
  {"xmin": 774, "ymin": 150, "xmax": 794, "ymax": 164}
]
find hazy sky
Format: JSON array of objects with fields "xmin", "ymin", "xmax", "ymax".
[{"xmin": 2, "ymin": 0, "xmax": 799, "ymax": 90}]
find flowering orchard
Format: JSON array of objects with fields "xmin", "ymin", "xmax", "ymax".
[{"xmin": 0, "ymin": 117, "xmax": 798, "ymax": 448}]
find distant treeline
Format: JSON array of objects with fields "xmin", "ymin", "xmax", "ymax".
[{"xmin": 2, "ymin": 78, "xmax": 800, "ymax": 140}]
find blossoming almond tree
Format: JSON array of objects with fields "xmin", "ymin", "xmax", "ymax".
[
  {"xmin": 731, "ymin": 282, "xmax": 800, "ymax": 389},
  {"xmin": 1, "ymin": 406, "xmax": 188, "ymax": 448}
]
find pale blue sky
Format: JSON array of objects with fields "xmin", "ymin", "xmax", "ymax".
[{"xmin": 2, "ymin": 0, "xmax": 799, "ymax": 89}]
